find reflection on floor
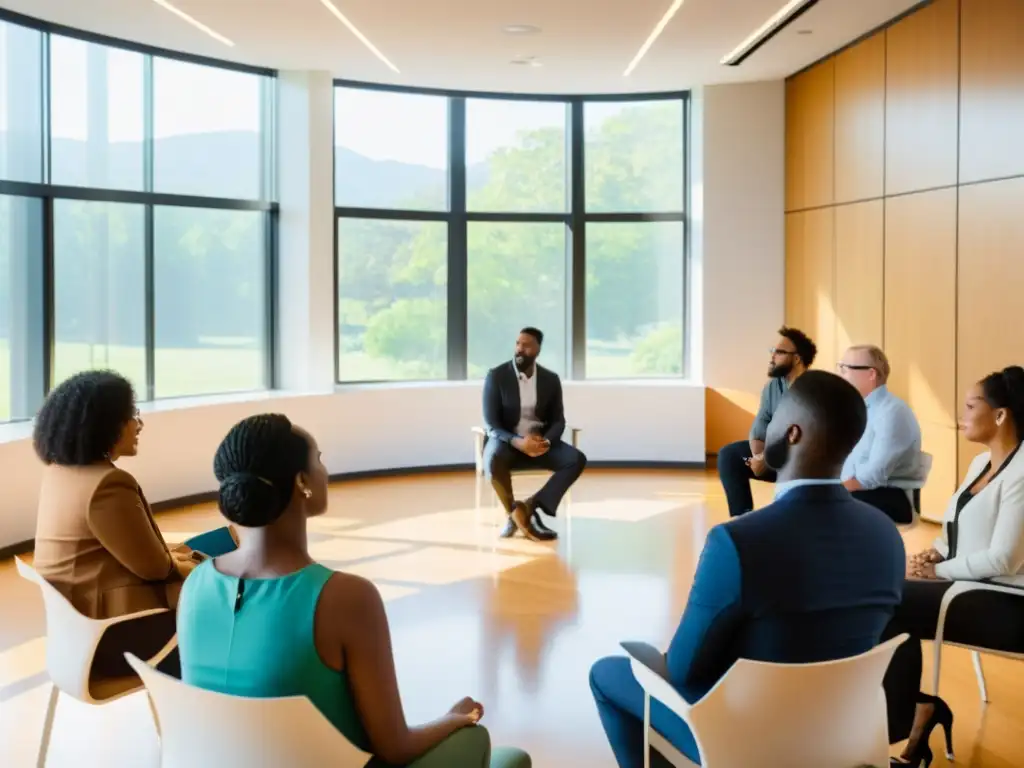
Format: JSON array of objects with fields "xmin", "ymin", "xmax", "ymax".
[{"xmin": 2, "ymin": 469, "xmax": 1023, "ymax": 766}]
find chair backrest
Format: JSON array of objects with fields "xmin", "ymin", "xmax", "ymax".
[
  {"xmin": 125, "ymin": 654, "xmax": 372, "ymax": 768},
  {"xmin": 685, "ymin": 634, "xmax": 907, "ymax": 768},
  {"xmin": 15, "ymin": 557, "xmax": 109, "ymax": 701}
]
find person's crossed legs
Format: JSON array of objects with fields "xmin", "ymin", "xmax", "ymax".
[
  {"xmin": 484, "ymin": 438, "xmax": 587, "ymax": 540},
  {"xmin": 717, "ymin": 440, "xmax": 776, "ymax": 518}
]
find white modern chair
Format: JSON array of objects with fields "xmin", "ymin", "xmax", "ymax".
[
  {"xmin": 891, "ymin": 451, "xmax": 933, "ymax": 531},
  {"xmin": 472, "ymin": 425, "xmax": 582, "ymax": 511},
  {"xmin": 621, "ymin": 634, "xmax": 908, "ymax": 768},
  {"xmin": 14, "ymin": 557, "xmax": 176, "ymax": 767},
  {"xmin": 931, "ymin": 579, "xmax": 1024, "ymax": 703},
  {"xmin": 124, "ymin": 653, "xmax": 372, "ymax": 767},
  {"xmin": 471, "ymin": 425, "xmax": 582, "ymax": 478}
]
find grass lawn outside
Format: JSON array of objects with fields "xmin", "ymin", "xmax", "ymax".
[{"xmin": 0, "ymin": 338, "xmax": 264, "ymax": 423}]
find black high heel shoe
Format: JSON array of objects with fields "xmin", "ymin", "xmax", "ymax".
[
  {"xmin": 890, "ymin": 743, "xmax": 933, "ymax": 768},
  {"xmin": 892, "ymin": 694, "xmax": 954, "ymax": 767}
]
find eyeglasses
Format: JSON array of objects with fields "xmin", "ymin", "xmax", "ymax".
[
  {"xmin": 769, "ymin": 347, "xmax": 795, "ymax": 357},
  {"xmin": 836, "ymin": 363, "xmax": 874, "ymax": 373}
]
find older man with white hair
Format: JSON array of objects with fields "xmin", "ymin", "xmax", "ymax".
[{"xmin": 836, "ymin": 344, "xmax": 924, "ymax": 523}]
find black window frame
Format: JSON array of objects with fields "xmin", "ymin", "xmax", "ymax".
[
  {"xmin": 0, "ymin": 8, "xmax": 279, "ymax": 423},
  {"xmin": 332, "ymin": 79, "xmax": 689, "ymax": 384}
]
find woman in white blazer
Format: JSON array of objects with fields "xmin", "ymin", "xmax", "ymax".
[{"xmin": 883, "ymin": 366, "xmax": 1024, "ymax": 767}]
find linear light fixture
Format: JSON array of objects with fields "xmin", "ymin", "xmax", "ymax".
[
  {"xmin": 318, "ymin": 0, "xmax": 400, "ymax": 73},
  {"xmin": 150, "ymin": 0, "xmax": 235, "ymax": 47},
  {"xmin": 624, "ymin": 0, "xmax": 686, "ymax": 77},
  {"xmin": 720, "ymin": 0, "xmax": 820, "ymax": 66}
]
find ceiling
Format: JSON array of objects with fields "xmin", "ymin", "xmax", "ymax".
[{"xmin": 2, "ymin": 0, "xmax": 921, "ymax": 93}]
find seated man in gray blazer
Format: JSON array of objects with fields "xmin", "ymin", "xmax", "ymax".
[
  {"xmin": 837, "ymin": 344, "xmax": 924, "ymax": 524},
  {"xmin": 482, "ymin": 327, "xmax": 586, "ymax": 541}
]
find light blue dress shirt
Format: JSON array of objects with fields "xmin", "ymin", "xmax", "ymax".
[{"xmin": 841, "ymin": 385, "xmax": 923, "ymax": 490}]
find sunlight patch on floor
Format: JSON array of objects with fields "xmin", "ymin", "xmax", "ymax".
[
  {"xmin": 344, "ymin": 546, "xmax": 535, "ymax": 585},
  {"xmin": 0, "ymin": 637, "xmax": 46, "ymax": 687}
]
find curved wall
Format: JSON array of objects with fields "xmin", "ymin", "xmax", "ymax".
[{"xmin": 0, "ymin": 381, "xmax": 705, "ymax": 548}]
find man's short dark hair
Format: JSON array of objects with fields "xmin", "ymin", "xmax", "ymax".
[
  {"xmin": 788, "ymin": 370, "xmax": 867, "ymax": 461},
  {"xmin": 779, "ymin": 326, "xmax": 817, "ymax": 367},
  {"xmin": 520, "ymin": 327, "xmax": 544, "ymax": 346}
]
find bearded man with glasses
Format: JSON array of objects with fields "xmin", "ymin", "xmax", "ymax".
[{"xmin": 717, "ymin": 327, "xmax": 817, "ymax": 518}]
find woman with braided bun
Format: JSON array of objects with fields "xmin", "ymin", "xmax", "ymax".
[
  {"xmin": 176, "ymin": 414, "xmax": 531, "ymax": 768},
  {"xmin": 882, "ymin": 366, "xmax": 1024, "ymax": 767}
]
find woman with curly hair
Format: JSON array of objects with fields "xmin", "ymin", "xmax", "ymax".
[{"xmin": 32, "ymin": 370, "xmax": 234, "ymax": 676}]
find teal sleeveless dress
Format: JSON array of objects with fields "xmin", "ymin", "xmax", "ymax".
[
  {"xmin": 177, "ymin": 561, "xmax": 370, "ymax": 750},
  {"xmin": 177, "ymin": 560, "xmax": 530, "ymax": 768}
]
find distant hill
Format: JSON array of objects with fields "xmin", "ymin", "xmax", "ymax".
[{"xmin": 2, "ymin": 131, "xmax": 492, "ymax": 206}]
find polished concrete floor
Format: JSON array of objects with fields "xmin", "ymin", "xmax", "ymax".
[{"xmin": 2, "ymin": 469, "xmax": 1023, "ymax": 766}]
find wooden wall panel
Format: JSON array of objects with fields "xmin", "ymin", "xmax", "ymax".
[
  {"xmin": 834, "ymin": 201, "xmax": 883, "ymax": 353},
  {"xmin": 956, "ymin": 177, "xmax": 1024, "ymax": 470},
  {"xmin": 785, "ymin": 209, "xmax": 836, "ymax": 370},
  {"xmin": 959, "ymin": 0, "xmax": 1024, "ymax": 184},
  {"xmin": 834, "ymin": 33, "xmax": 886, "ymax": 203},
  {"xmin": 884, "ymin": 189, "xmax": 958, "ymax": 514},
  {"xmin": 785, "ymin": 59, "xmax": 835, "ymax": 211},
  {"xmin": 885, "ymin": 0, "xmax": 959, "ymax": 196}
]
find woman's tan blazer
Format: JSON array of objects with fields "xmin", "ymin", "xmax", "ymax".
[{"xmin": 33, "ymin": 464, "xmax": 193, "ymax": 619}]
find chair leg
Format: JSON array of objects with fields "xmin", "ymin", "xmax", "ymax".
[
  {"xmin": 931, "ymin": 639, "xmax": 944, "ymax": 697},
  {"xmin": 973, "ymin": 651, "xmax": 989, "ymax": 703},
  {"xmin": 37, "ymin": 684, "xmax": 59, "ymax": 768},
  {"xmin": 643, "ymin": 692, "xmax": 651, "ymax": 768}
]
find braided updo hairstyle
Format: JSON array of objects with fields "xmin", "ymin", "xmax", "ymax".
[
  {"xmin": 213, "ymin": 414, "xmax": 310, "ymax": 527},
  {"xmin": 980, "ymin": 365, "xmax": 1024, "ymax": 443}
]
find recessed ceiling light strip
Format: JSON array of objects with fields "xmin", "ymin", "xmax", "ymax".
[
  {"xmin": 623, "ymin": 0, "xmax": 686, "ymax": 77},
  {"xmin": 720, "ymin": 0, "xmax": 820, "ymax": 66},
  {"xmin": 318, "ymin": 0, "xmax": 400, "ymax": 73},
  {"xmin": 150, "ymin": 0, "xmax": 235, "ymax": 47}
]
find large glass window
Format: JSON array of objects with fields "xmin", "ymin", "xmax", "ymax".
[
  {"xmin": 333, "ymin": 87, "xmax": 687, "ymax": 384},
  {"xmin": 53, "ymin": 201, "xmax": 146, "ymax": 391},
  {"xmin": 0, "ymin": 15, "xmax": 275, "ymax": 423},
  {"xmin": 154, "ymin": 207, "xmax": 267, "ymax": 398},
  {"xmin": 466, "ymin": 99, "xmax": 567, "ymax": 213},
  {"xmin": 336, "ymin": 218, "xmax": 447, "ymax": 382},
  {"xmin": 584, "ymin": 101, "xmax": 684, "ymax": 213},
  {"xmin": 585, "ymin": 222, "xmax": 684, "ymax": 378},
  {"xmin": 467, "ymin": 222, "xmax": 567, "ymax": 377},
  {"xmin": 154, "ymin": 58, "xmax": 264, "ymax": 200},
  {"xmin": 334, "ymin": 87, "xmax": 448, "ymax": 211},
  {"xmin": 0, "ymin": 21, "xmax": 44, "ymax": 183},
  {"xmin": 50, "ymin": 36, "xmax": 145, "ymax": 190},
  {"xmin": 0, "ymin": 195, "xmax": 45, "ymax": 422}
]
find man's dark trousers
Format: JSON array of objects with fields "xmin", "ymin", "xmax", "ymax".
[
  {"xmin": 484, "ymin": 438, "xmax": 586, "ymax": 516},
  {"xmin": 717, "ymin": 439, "xmax": 777, "ymax": 518}
]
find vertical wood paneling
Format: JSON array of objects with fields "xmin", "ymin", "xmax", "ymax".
[
  {"xmin": 834, "ymin": 33, "xmax": 886, "ymax": 203},
  {"xmin": 834, "ymin": 200, "xmax": 884, "ymax": 353},
  {"xmin": 959, "ymin": 0, "xmax": 1024, "ymax": 184},
  {"xmin": 785, "ymin": 0, "xmax": 1024, "ymax": 515},
  {"xmin": 884, "ymin": 189, "xmax": 959, "ymax": 514},
  {"xmin": 885, "ymin": 0, "xmax": 959, "ymax": 196},
  {"xmin": 956, "ymin": 177, "xmax": 1024, "ymax": 469},
  {"xmin": 785, "ymin": 208, "xmax": 836, "ymax": 369},
  {"xmin": 785, "ymin": 59, "xmax": 835, "ymax": 211}
]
